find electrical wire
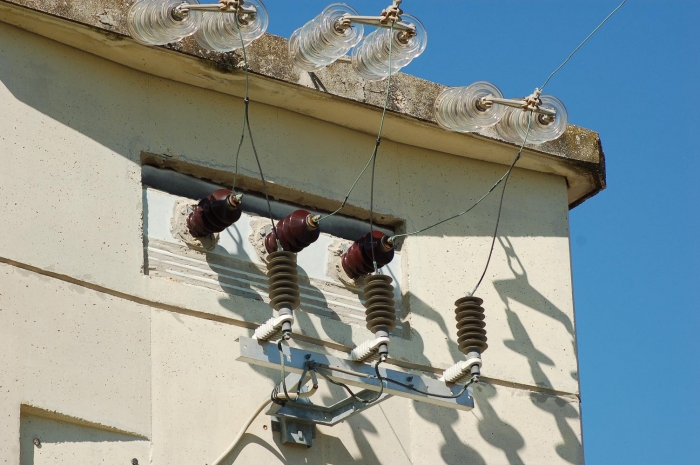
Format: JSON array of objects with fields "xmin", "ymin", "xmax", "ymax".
[
  {"xmin": 232, "ymin": 15, "xmax": 279, "ymax": 244},
  {"xmin": 388, "ymin": 169, "xmax": 513, "ymax": 243},
  {"xmin": 231, "ymin": 115, "xmax": 246, "ymax": 193},
  {"xmin": 317, "ymin": 360, "xmax": 476, "ymax": 401},
  {"xmin": 231, "ymin": 14, "xmax": 251, "ymax": 194},
  {"xmin": 273, "ymin": 338, "xmax": 292, "ymax": 405},
  {"xmin": 467, "ymin": 0, "xmax": 628, "ymax": 294},
  {"xmin": 469, "ymin": 114, "xmax": 531, "ymax": 296},
  {"xmin": 315, "ymin": 358, "xmax": 387, "ymax": 404},
  {"xmin": 317, "ymin": 22, "xmax": 396, "ymax": 224},
  {"xmin": 368, "ymin": 22, "xmax": 395, "ymax": 274},
  {"xmin": 210, "ymin": 397, "xmax": 272, "ymax": 465},
  {"xmin": 540, "ymin": 0, "xmax": 627, "ymax": 92},
  {"xmin": 389, "ymin": 0, "xmax": 628, "ymax": 246},
  {"xmin": 383, "ymin": 374, "xmax": 477, "ymax": 399}
]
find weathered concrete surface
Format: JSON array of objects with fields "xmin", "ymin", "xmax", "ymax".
[
  {"xmin": 0, "ymin": 264, "xmax": 151, "ymax": 464},
  {"xmin": 0, "ymin": 0, "xmax": 605, "ymax": 208}
]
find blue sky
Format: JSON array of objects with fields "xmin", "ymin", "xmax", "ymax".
[{"xmin": 249, "ymin": 1, "xmax": 698, "ymax": 463}]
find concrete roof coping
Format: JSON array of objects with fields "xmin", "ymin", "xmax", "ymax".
[{"xmin": 0, "ymin": 0, "xmax": 605, "ymax": 208}]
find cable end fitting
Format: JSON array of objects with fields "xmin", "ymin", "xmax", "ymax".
[
  {"xmin": 350, "ymin": 336, "xmax": 391, "ymax": 363},
  {"xmin": 440, "ymin": 353, "xmax": 482, "ymax": 384},
  {"xmin": 229, "ymin": 193, "xmax": 243, "ymax": 206},
  {"xmin": 253, "ymin": 314, "xmax": 294, "ymax": 341}
]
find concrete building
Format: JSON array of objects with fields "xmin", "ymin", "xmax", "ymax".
[{"xmin": 0, "ymin": 1, "xmax": 605, "ymax": 463}]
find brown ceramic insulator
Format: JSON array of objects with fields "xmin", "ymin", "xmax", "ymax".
[
  {"xmin": 266, "ymin": 251, "xmax": 300, "ymax": 311},
  {"xmin": 454, "ymin": 296, "xmax": 488, "ymax": 355},
  {"xmin": 186, "ymin": 189, "xmax": 242, "ymax": 238},
  {"xmin": 341, "ymin": 231, "xmax": 395, "ymax": 280},
  {"xmin": 264, "ymin": 210, "xmax": 320, "ymax": 253},
  {"xmin": 362, "ymin": 274, "xmax": 396, "ymax": 333}
]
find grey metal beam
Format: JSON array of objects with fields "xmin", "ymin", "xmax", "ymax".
[{"xmin": 237, "ymin": 337, "xmax": 474, "ymax": 411}]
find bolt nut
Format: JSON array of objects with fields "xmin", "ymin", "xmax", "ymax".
[
  {"xmin": 33, "ymin": 438, "xmax": 41, "ymax": 447},
  {"xmin": 132, "ymin": 459, "xmax": 139, "ymax": 465}
]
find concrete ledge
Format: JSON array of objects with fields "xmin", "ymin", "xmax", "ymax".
[{"xmin": 0, "ymin": 0, "xmax": 605, "ymax": 208}]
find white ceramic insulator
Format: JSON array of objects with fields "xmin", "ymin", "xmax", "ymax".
[
  {"xmin": 350, "ymin": 336, "xmax": 390, "ymax": 362},
  {"xmin": 440, "ymin": 357, "xmax": 482, "ymax": 383},
  {"xmin": 253, "ymin": 314, "xmax": 294, "ymax": 341}
]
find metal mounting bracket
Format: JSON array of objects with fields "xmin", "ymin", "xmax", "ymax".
[
  {"xmin": 237, "ymin": 337, "xmax": 474, "ymax": 411},
  {"xmin": 270, "ymin": 417, "xmax": 316, "ymax": 448},
  {"xmin": 268, "ymin": 373, "xmax": 392, "ymax": 429}
]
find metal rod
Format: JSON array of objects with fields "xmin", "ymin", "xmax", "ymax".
[
  {"xmin": 341, "ymin": 15, "xmax": 415, "ymax": 32},
  {"xmin": 482, "ymin": 96, "xmax": 557, "ymax": 117},
  {"xmin": 175, "ymin": 3, "xmax": 257, "ymax": 15}
]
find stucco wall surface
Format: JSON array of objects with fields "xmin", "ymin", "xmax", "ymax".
[
  {"xmin": 1, "ymin": 264, "xmax": 583, "ymax": 464},
  {"xmin": 0, "ymin": 20, "xmax": 583, "ymax": 464}
]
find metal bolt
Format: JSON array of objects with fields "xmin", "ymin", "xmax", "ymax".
[
  {"xmin": 33, "ymin": 438, "xmax": 41, "ymax": 447},
  {"xmin": 132, "ymin": 459, "xmax": 139, "ymax": 465},
  {"xmin": 406, "ymin": 376, "xmax": 413, "ymax": 382},
  {"xmin": 304, "ymin": 354, "xmax": 311, "ymax": 360},
  {"xmin": 263, "ymin": 424, "xmax": 268, "ymax": 431}
]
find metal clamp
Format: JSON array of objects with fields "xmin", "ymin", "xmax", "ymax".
[
  {"xmin": 172, "ymin": 0, "xmax": 258, "ymax": 21},
  {"xmin": 478, "ymin": 88, "xmax": 557, "ymax": 121},
  {"xmin": 335, "ymin": 0, "xmax": 416, "ymax": 38}
]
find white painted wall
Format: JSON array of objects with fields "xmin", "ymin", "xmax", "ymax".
[{"xmin": 0, "ymin": 21, "xmax": 583, "ymax": 464}]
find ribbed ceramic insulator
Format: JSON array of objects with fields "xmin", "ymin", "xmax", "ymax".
[
  {"xmin": 454, "ymin": 296, "xmax": 488, "ymax": 355},
  {"xmin": 362, "ymin": 274, "xmax": 396, "ymax": 333},
  {"xmin": 186, "ymin": 189, "xmax": 242, "ymax": 238},
  {"xmin": 341, "ymin": 231, "xmax": 395, "ymax": 280},
  {"xmin": 266, "ymin": 251, "xmax": 300, "ymax": 311},
  {"xmin": 264, "ymin": 210, "xmax": 320, "ymax": 253}
]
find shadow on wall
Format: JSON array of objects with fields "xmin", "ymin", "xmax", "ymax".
[
  {"xmin": 209, "ymin": 236, "xmax": 581, "ymax": 463},
  {"xmin": 402, "ymin": 236, "xmax": 581, "ymax": 464},
  {"xmin": 19, "ymin": 411, "xmax": 148, "ymax": 465},
  {"xmin": 492, "ymin": 236, "xmax": 582, "ymax": 464}
]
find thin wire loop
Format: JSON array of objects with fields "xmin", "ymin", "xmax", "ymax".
[
  {"xmin": 318, "ymin": 22, "xmax": 396, "ymax": 224},
  {"xmin": 315, "ymin": 359, "xmax": 386, "ymax": 404}
]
